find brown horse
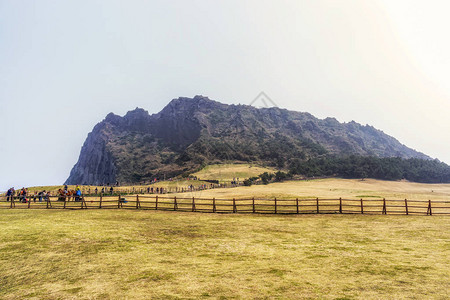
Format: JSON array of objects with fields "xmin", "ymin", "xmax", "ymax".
[
  {"xmin": 67, "ymin": 190, "xmax": 77, "ymax": 201},
  {"xmin": 57, "ymin": 189, "xmax": 66, "ymax": 201},
  {"xmin": 57, "ymin": 189, "xmax": 77, "ymax": 201}
]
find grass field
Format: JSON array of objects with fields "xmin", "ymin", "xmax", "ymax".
[
  {"xmin": 5, "ymin": 178, "xmax": 450, "ymax": 214},
  {"xmin": 19, "ymin": 162, "xmax": 450, "ymax": 203},
  {"xmin": 190, "ymin": 163, "xmax": 277, "ymax": 182},
  {"xmin": 167, "ymin": 178, "xmax": 450, "ymax": 201},
  {"xmin": 3, "ymin": 173, "xmax": 449, "ymax": 298},
  {"xmin": 0, "ymin": 210, "xmax": 448, "ymax": 299}
]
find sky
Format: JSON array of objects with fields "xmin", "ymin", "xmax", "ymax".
[{"xmin": 1, "ymin": 0, "xmax": 450, "ymax": 191}]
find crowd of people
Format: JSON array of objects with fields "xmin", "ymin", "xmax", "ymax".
[
  {"xmin": 145, "ymin": 186, "xmax": 165, "ymax": 194},
  {"xmin": 4, "ymin": 185, "xmax": 85, "ymax": 203},
  {"xmin": 5, "ymin": 187, "xmax": 51, "ymax": 203},
  {"xmin": 57, "ymin": 184, "xmax": 83, "ymax": 201},
  {"xmin": 3, "ymin": 179, "xmax": 240, "ymax": 202}
]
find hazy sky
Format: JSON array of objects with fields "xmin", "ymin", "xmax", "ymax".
[{"xmin": 1, "ymin": 0, "xmax": 450, "ymax": 191}]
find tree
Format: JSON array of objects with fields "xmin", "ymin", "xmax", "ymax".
[{"xmin": 259, "ymin": 172, "xmax": 274, "ymax": 185}]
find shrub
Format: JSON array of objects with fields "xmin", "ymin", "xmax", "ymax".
[{"xmin": 259, "ymin": 172, "xmax": 274, "ymax": 185}]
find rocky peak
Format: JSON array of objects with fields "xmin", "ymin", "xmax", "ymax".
[
  {"xmin": 66, "ymin": 95, "xmax": 431, "ymax": 185},
  {"xmin": 124, "ymin": 107, "xmax": 149, "ymax": 118},
  {"xmin": 104, "ymin": 112, "xmax": 122, "ymax": 126},
  {"xmin": 159, "ymin": 95, "xmax": 221, "ymax": 117}
]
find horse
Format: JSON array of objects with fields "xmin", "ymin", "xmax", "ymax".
[
  {"xmin": 57, "ymin": 189, "xmax": 77, "ymax": 201},
  {"xmin": 57, "ymin": 189, "xmax": 67, "ymax": 202}
]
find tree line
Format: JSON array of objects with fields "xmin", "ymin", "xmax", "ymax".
[
  {"xmin": 244, "ymin": 156, "xmax": 450, "ymax": 185},
  {"xmin": 287, "ymin": 156, "xmax": 450, "ymax": 183}
]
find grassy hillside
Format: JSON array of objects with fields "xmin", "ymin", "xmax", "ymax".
[
  {"xmin": 0, "ymin": 210, "xmax": 448, "ymax": 299},
  {"xmin": 190, "ymin": 163, "xmax": 277, "ymax": 182},
  {"xmin": 18, "ymin": 164, "xmax": 275, "ymax": 195}
]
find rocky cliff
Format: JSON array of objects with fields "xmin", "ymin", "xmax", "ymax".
[{"xmin": 65, "ymin": 96, "xmax": 429, "ymax": 185}]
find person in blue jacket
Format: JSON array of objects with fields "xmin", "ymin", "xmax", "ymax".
[{"xmin": 75, "ymin": 185, "xmax": 82, "ymax": 201}]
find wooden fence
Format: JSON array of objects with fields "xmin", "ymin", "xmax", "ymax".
[{"xmin": 1, "ymin": 195, "xmax": 449, "ymax": 215}]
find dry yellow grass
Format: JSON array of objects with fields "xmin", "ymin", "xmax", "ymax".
[
  {"xmin": 190, "ymin": 163, "xmax": 277, "ymax": 182},
  {"xmin": 2, "ymin": 177, "xmax": 449, "ymax": 298},
  {"xmin": 0, "ymin": 210, "xmax": 449, "ymax": 299},
  {"xmin": 10, "ymin": 178, "xmax": 449, "ymax": 215},
  {"xmin": 167, "ymin": 178, "xmax": 450, "ymax": 201},
  {"xmin": 21, "ymin": 163, "xmax": 450, "ymax": 203}
]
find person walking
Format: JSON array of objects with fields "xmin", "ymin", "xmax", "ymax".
[
  {"xmin": 43, "ymin": 190, "xmax": 49, "ymax": 202},
  {"xmin": 20, "ymin": 188, "xmax": 27, "ymax": 203},
  {"xmin": 6, "ymin": 188, "xmax": 11, "ymax": 202}
]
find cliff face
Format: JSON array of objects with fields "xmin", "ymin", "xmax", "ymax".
[
  {"xmin": 65, "ymin": 122, "xmax": 117, "ymax": 185},
  {"xmin": 65, "ymin": 96, "xmax": 430, "ymax": 185}
]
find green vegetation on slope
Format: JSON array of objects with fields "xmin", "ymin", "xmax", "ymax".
[
  {"xmin": 288, "ymin": 155, "xmax": 450, "ymax": 183},
  {"xmin": 0, "ymin": 210, "xmax": 448, "ymax": 299}
]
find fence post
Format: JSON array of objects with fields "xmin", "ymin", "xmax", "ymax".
[
  {"xmin": 136, "ymin": 194, "xmax": 140, "ymax": 209},
  {"xmin": 99, "ymin": 194, "xmax": 103, "ymax": 209},
  {"xmin": 10, "ymin": 197, "xmax": 14, "ymax": 208},
  {"xmin": 155, "ymin": 195, "xmax": 158, "ymax": 210},
  {"xmin": 174, "ymin": 196, "xmax": 178, "ymax": 211},
  {"xmin": 274, "ymin": 198, "xmax": 277, "ymax": 214},
  {"xmin": 382, "ymin": 198, "xmax": 387, "ymax": 214},
  {"xmin": 232, "ymin": 198, "xmax": 237, "ymax": 213},
  {"xmin": 28, "ymin": 198, "xmax": 31, "ymax": 209},
  {"xmin": 46, "ymin": 196, "xmax": 51, "ymax": 209},
  {"xmin": 316, "ymin": 198, "xmax": 319, "ymax": 214},
  {"xmin": 339, "ymin": 197, "xmax": 342, "ymax": 214},
  {"xmin": 63, "ymin": 196, "xmax": 67, "ymax": 209},
  {"xmin": 252, "ymin": 197, "xmax": 255, "ymax": 213},
  {"xmin": 405, "ymin": 199, "xmax": 409, "ymax": 215},
  {"xmin": 192, "ymin": 197, "xmax": 195, "ymax": 212},
  {"xmin": 82, "ymin": 197, "xmax": 87, "ymax": 209},
  {"xmin": 427, "ymin": 200, "xmax": 432, "ymax": 216},
  {"xmin": 360, "ymin": 198, "xmax": 364, "ymax": 214},
  {"xmin": 296, "ymin": 198, "xmax": 299, "ymax": 214},
  {"xmin": 213, "ymin": 197, "xmax": 216, "ymax": 213},
  {"xmin": 118, "ymin": 195, "xmax": 121, "ymax": 208}
]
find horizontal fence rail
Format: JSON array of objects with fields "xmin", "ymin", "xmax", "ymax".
[{"xmin": 0, "ymin": 195, "xmax": 449, "ymax": 215}]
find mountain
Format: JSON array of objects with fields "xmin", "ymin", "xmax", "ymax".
[{"xmin": 65, "ymin": 96, "xmax": 430, "ymax": 185}]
